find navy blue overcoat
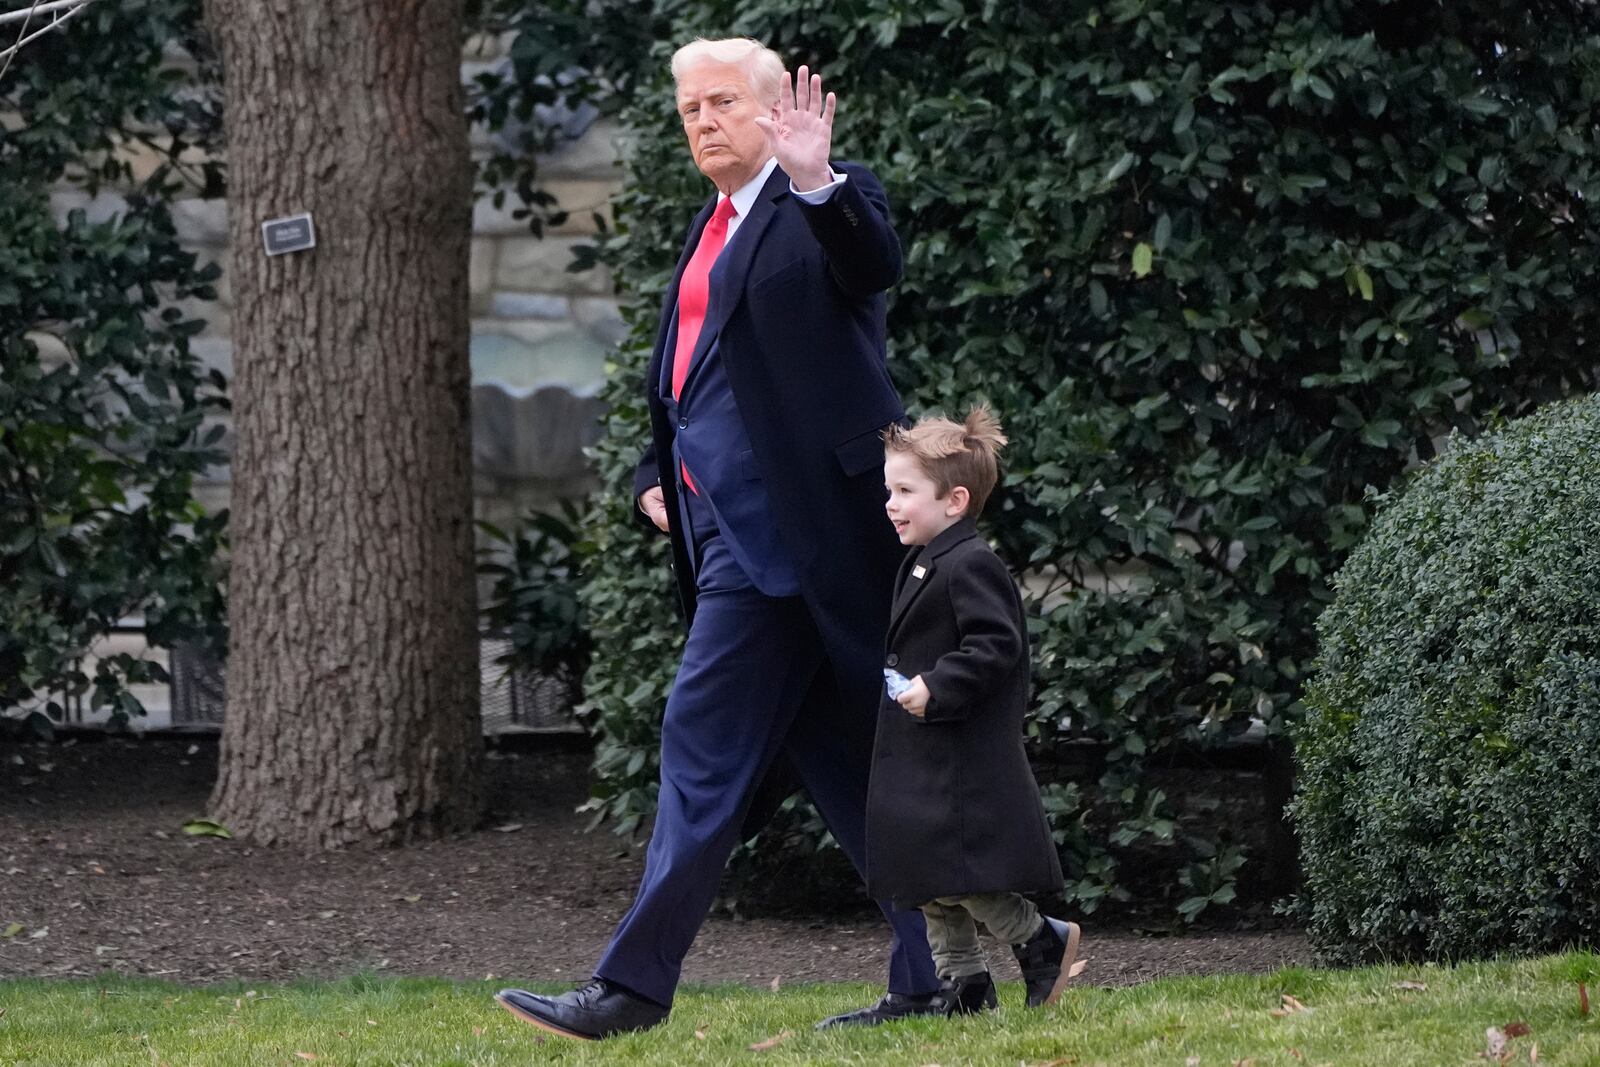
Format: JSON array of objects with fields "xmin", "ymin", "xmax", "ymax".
[{"xmin": 634, "ymin": 162, "xmax": 908, "ymax": 724}]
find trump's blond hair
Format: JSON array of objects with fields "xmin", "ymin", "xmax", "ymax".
[{"xmin": 670, "ymin": 37, "xmax": 785, "ymax": 107}]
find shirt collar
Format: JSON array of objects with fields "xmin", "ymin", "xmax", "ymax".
[{"xmin": 721, "ymin": 156, "xmax": 779, "ymax": 221}]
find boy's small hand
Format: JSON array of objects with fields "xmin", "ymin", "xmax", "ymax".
[{"xmin": 896, "ymin": 675, "xmax": 930, "ymax": 718}]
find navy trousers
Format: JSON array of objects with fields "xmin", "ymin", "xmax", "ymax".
[{"xmin": 594, "ymin": 490, "xmax": 938, "ymax": 1007}]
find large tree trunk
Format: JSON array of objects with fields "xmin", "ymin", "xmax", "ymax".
[{"xmin": 206, "ymin": 0, "xmax": 482, "ymax": 847}]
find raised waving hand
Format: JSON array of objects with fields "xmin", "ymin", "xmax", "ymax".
[{"xmin": 754, "ymin": 65, "xmax": 836, "ymax": 192}]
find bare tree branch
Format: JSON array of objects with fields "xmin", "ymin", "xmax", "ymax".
[{"xmin": 0, "ymin": 0, "xmax": 97, "ymax": 81}]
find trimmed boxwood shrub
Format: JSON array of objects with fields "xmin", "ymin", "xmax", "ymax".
[{"xmin": 1293, "ymin": 394, "xmax": 1600, "ymax": 963}]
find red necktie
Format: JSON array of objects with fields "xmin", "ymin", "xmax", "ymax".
[
  {"xmin": 672, "ymin": 196, "xmax": 737, "ymax": 399},
  {"xmin": 671, "ymin": 196, "xmax": 737, "ymax": 494}
]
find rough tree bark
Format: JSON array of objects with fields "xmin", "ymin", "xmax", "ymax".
[{"xmin": 206, "ymin": 0, "xmax": 482, "ymax": 847}]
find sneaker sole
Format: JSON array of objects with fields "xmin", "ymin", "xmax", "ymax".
[
  {"xmin": 494, "ymin": 991, "xmax": 596, "ymax": 1041},
  {"xmin": 1043, "ymin": 922, "xmax": 1081, "ymax": 1006}
]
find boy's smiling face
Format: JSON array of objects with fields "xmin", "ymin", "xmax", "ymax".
[{"xmin": 884, "ymin": 450, "xmax": 968, "ymax": 546}]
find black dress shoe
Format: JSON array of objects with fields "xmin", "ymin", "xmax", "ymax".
[
  {"xmin": 495, "ymin": 978, "xmax": 668, "ymax": 1040},
  {"xmin": 814, "ymin": 990, "xmax": 945, "ymax": 1029},
  {"xmin": 935, "ymin": 971, "xmax": 998, "ymax": 1016},
  {"xmin": 1011, "ymin": 916, "xmax": 1081, "ymax": 1007}
]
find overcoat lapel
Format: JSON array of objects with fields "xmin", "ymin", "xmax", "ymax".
[
  {"xmin": 886, "ymin": 519, "xmax": 980, "ymax": 643},
  {"xmin": 886, "ymin": 547, "xmax": 927, "ymax": 641},
  {"xmin": 648, "ymin": 198, "xmax": 717, "ymax": 397},
  {"xmin": 677, "ymin": 165, "xmax": 790, "ymax": 399}
]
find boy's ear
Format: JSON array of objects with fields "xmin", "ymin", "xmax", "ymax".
[{"xmin": 945, "ymin": 485, "xmax": 971, "ymax": 518}]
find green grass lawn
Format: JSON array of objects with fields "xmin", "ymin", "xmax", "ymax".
[{"xmin": 2, "ymin": 953, "xmax": 1597, "ymax": 1066}]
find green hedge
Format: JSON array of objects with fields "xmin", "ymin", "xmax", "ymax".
[
  {"xmin": 1293, "ymin": 394, "xmax": 1600, "ymax": 962},
  {"xmin": 478, "ymin": 0, "xmax": 1600, "ymax": 916}
]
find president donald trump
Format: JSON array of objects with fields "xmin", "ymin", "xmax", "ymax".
[{"xmin": 495, "ymin": 36, "xmax": 942, "ymax": 1039}]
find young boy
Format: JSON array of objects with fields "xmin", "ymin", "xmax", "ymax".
[{"xmin": 865, "ymin": 405, "xmax": 1080, "ymax": 1015}]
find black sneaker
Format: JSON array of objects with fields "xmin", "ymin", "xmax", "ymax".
[
  {"xmin": 935, "ymin": 971, "xmax": 998, "ymax": 1016},
  {"xmin": 814, "ymin": 991, "xmax": 944, "ymax": 1029},
  {"xmin": 1011, "ymin": 917, "xmax": 1081, "ymax": 1007}
]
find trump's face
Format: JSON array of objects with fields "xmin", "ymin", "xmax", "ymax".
[{"xmin": 675, "ymin": 59, "xmax": 776, "ymax": 194}]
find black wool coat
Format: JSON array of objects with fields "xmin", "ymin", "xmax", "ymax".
[{"xmin": 864, "ymin": 518, "xmax": 1065, "ymax": 910}]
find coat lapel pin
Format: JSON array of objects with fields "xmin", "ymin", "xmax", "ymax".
[{"xmin": 912, "ymin": 564, "xmax": 927, "ymax": 579}]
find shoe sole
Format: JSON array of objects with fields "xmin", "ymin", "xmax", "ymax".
[
  {"xmin": 1043, "ymin": 922, "xmax": 1081, "ymax": 1006},
  {"xmin": 494, "ymin": 991, "xmax": 595, "ymax": 1042}
]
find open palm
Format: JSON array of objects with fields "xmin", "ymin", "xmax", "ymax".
[{"xmin": 754, "ymin": 65, "xmax": 836, "ymax": 191}]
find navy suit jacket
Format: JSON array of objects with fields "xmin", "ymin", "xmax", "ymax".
[{"xmin": 635, "ymin": 161, "xmax": 908, "ymax": 718}]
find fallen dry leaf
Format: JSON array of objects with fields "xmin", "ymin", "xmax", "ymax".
[
  {"xmin": 1486, "ymin": 1026, "xmax": 1507, "ymax": 1059},
  {"xmin": 1271, "ymin": 993, "xmax": 1312, "ymax": 1018},
  {"xmin": 1394, "ymin": 980, "xmax": 1428, "ymax": 991},
  {"xmin": 1031, "ymin": 1059, "xmax": 1075, "ymax": 1067},
  {"xmin": 1503, "ymin": 1022, "xmax": 1531, "ymax": 1039},
  {"xmin": 1186, "ymin": 1058, "xmax": 1201, "ymax": 1067},
  {"xmin": 294, "ymin": 1054, "xmax": 318, "ymax": 1062},
  {"xmin": 1068, "ymin": 959, "xmax": 1088, "ymax": 978},
  {"xmin": 1530, "ymin": 1042, "xmax": 1539, "ymax": 1063},
  {"xmin": 1580, "ymin": 983, "xmax": 1590, "ymax": 1017},
  {"xmin": 1289, "ymin": 1049, "xmax": 1304, "ymax": 1060},
  {"xmin": 1233, "ymin": 1059, "xmax": 1256, "ymax": 1067},
  {"xmin": 770, "ymin": 975, "xmax": 781, "ymax": 991},
  {"xmin": 492, "ymin": 823, "xmax": 523, "ymax": 833},
  {"xmin": 749, "ymin": 1030, "xmax": 793, "ymax": 1052}
]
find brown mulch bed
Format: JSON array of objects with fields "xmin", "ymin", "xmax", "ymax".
[{"xmin": 0, "ymin": 735, "xmax": 1309, "ymax": 989}]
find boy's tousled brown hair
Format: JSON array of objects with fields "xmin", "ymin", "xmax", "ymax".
[{"xmin": 883, "ymin": 404, "xmax": 1008, "ymax": 517}]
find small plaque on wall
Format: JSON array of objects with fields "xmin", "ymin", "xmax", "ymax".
[{"xmin": 261, "ymin": 213, "xmax": 316, "ymax": 256}]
